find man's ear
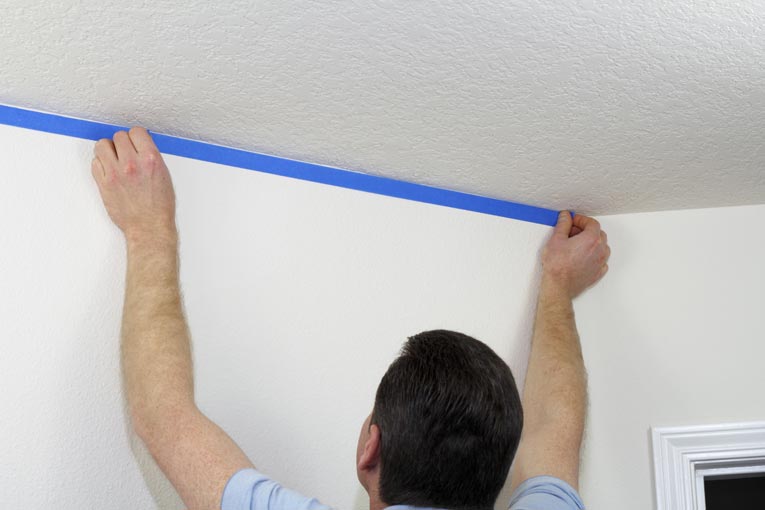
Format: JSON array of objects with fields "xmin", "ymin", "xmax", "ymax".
[{"xmin": 358, "ymin": 423, "xmax": 381, "ymax": 472}]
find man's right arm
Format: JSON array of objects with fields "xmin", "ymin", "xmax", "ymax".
[{"xmin": 509, "ymin": 211, "xmax": 610, "ymax": 494}]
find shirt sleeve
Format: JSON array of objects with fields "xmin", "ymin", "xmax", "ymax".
[
  {"xmin": 508, "ymin": 476, "xmax": 585, "ymax": 510},
  {"xmin": 221, "ymin": 468, "xmax": 333, "ymax": 510}
]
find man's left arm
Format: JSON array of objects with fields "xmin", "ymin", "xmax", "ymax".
[{"xmin": 93, "ymin": 128, "xmax": 254, "ymax": 510}]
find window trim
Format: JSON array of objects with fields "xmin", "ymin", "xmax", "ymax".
[{"xmin": 651, "ymin": 421, "xmax": 765, "ymax": 510}]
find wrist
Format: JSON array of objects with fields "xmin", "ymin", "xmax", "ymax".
[
  {"xmin": 540, "ymin": 271, "xmax": 573, "ymax": 301},
  {"xmin": 125, "ymin": 226, "xmax": 178, "ymax": 253}
]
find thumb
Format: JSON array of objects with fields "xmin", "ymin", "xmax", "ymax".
[{"xmin": 553, "ymin": 210, "xmax": 573, "ymax": 238}]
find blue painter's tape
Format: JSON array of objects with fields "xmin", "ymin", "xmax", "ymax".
[{"xmin": 0, "ymin": 103, "xmax": 563, "ymax": 225}]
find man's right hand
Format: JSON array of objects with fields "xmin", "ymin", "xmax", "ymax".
[
  {"xmin": 508, "ymin": 211, "xmax": 609, "ymax": 496},
  {"xmin": 540, "ymin": 211, "xmax": 611, "ymax": 299}
]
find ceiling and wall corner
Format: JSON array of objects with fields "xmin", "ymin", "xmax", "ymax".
[{"xmin": 1, "ymin": 0, "xmax": 763, "ymax": 215}]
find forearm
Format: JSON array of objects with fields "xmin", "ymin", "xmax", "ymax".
[
  {"xmin": 522, "ymin": 272, "xmax": 587, "ymax": 437},
  {"xmin": 121, "ymin": 230, "xmax": 195, "ymax": 433},
  {"xmin": 511, "ymin": 211, "xmax": 605, "ymax": 491}
]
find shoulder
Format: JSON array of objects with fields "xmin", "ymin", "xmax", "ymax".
[
  {"xmin": 221, "ymin": 468, "xmax": 333, "ymax": 510},
  {"xmin": 508, "ymin": 476, "xmax": 585, "ymax": 510}
]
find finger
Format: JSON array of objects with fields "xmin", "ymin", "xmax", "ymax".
[
  {"xmin": 553, "ymin": 210, "xmax": 573, "ymax": 239},
  {"xmin": 571, "ymin": 225, "xmax": 584, "ymax": 236},
  {"xmin": 128, "ymin": 126, "xmax": 159, "ymax": 154},
  {"xmin": 112, "ymin": 130, "xmax": 137, "ymax": 161},
  {"xmin": 572, "ymin": 213, "xmax": 601, "ymax": 234},
  {"xmin": 600, "ymin": 230, "xmax": 608, "ymax": 243},
  {"xmin": 94, "ymin": 138, "xmax": 118, "ymax": 167},
  {"xmin": 599, "ymin": 264, "xmax": 609, "ymax": 278},
  {"xmin": 91, "ymin": 157, "xmax": 105, "ymax": 181}
]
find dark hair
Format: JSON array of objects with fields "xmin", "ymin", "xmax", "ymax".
[{"xmin": 371, "ymin": 330, "xmax": 523, "ymax": 510}]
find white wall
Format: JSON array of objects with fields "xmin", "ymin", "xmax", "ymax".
[
  {"xmin": 0, "ymin": 124, "xmax": 549, "ymax": 509},
  {"xmin": 2, "ymin": 123, "xmax": 762, "ymax": 510},
  {"xmin": 575, "ymin": 203, "xmax": 765, "ymax": 509}
]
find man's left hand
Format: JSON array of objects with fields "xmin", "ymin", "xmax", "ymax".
[{"xmin": 92, "ymin": 127, "xmax": 177, "ymax": 243}]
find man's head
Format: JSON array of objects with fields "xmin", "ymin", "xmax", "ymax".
[{"xmin": 356, "ymin": 330, "xmax": 523, "ymax": 510}]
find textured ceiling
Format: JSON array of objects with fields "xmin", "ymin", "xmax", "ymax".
[{"xmin": 2, "ymin": 1, "xmax": 763, "ymax": 215}]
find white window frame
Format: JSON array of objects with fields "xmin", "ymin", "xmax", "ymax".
[{"xmin": 652, "ymin": 421, "xmax": 765, "ymax": 510}]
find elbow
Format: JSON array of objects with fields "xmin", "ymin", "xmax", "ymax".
[
  {"xmin": 128, "ymin": 404, "xmax": 153, "ymax": 441},
  {"xmin": 524, "ymin": 405, "xmax": 586, "ymax": 446},
  {"xmin": 128, "ymin": 399, "xmax": 196, "ymax": 442}
]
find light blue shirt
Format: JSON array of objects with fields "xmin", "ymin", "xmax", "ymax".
[{"xmin": 221, "ymin": 468, "xmax": 585, "ymax": 510}]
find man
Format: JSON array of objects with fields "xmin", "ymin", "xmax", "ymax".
[{"xmin": 92, "ymin": 127, "xmax": 610, "ymax": 510}]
